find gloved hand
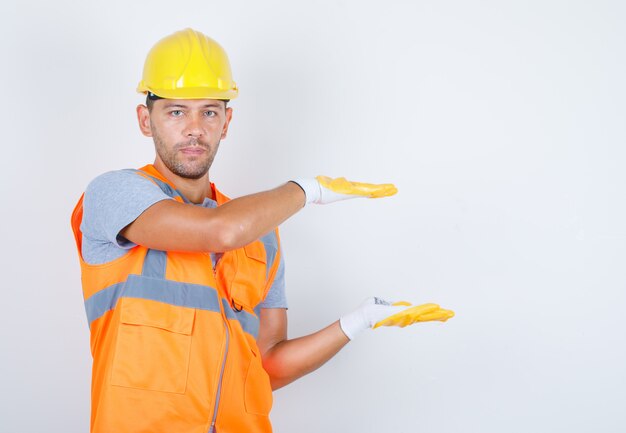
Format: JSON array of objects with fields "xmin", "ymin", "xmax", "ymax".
[
  {"xmin": 339, "ymin": 297, "xmax": 455, "ymax": 340},
  {"xmin": 290, "ymin": 176, "xmax": 397, "ymax": 205}
]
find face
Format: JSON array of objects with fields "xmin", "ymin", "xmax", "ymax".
[{"xmin": 136, "ymin": 99, "xmax": 232, "ymax": 180}]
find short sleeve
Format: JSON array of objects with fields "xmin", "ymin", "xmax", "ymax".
[
  {"xmin": 80, "ymin": 169, "xmax": 173, "ymax": 264},
  {"xmin": 259, "ymin": 248, "xmax": 288, "ymax": 309}
]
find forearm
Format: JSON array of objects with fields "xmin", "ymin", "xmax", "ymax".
[
  {"xmin": 209, "ymin": 181, "xmax": 305, "ymax": 250},
  {"xmin": 123, "ymin": 175, "xmax": 396, "ymax": 253},
  {"xmin": 261, "ymin": 321, "xmax": 349, "ymax": 390},
  {"xmin": 123, "ymin": 181, "xmax": 305, "ymax": 252},
  {"xmin": 258, "ymin": 299, "xmax": 455, "ymax": 390}
]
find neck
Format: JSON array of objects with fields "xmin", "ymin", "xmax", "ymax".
[{"xmin": 153, "ymin": 159, "xmax": 214, "ymax": 204}]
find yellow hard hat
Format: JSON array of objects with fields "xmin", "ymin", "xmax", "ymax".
[{"xmin": 137, "ymin": 28, "xmax": 238, "ymax": 100}]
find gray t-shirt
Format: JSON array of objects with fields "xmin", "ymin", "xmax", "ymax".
[{"xmin": 81, "ymin": 169, "xmax": 287, "ymax": 309}]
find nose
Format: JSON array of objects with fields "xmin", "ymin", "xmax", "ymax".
[{"xmin": 182, "ymin": 113, "xmax": 204, "ymax": 138}]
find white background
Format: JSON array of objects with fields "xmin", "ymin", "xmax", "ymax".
[{"xmin": 2, "ymin": 1, "xmax": 625, "ymax": 432}]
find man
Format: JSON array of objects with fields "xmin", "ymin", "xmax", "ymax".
[{"xmin": 71, "ymin": 28, "xmax": 453, "ymax": 433}]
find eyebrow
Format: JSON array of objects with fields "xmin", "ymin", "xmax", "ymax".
[{"xmin": 163, "ymin": 103, "xmax": 223, "ymax": 109}]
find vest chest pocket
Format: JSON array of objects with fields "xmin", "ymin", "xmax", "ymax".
[
  {"xmin": 111, "ymin": 297, "xmax": 195, "ymax": 394},
  {"xmin": 230, "ymin": 241, "xmax": 268, "ymax": 310}
]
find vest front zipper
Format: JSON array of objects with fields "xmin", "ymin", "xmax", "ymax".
[{"xmin": 208, "ymin": 259, "xmax": 229, "ymax": 433}]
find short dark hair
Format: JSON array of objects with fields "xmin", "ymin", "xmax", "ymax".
[{"xmin": 145, "ymin": 94, "xmax": 229, "ymax": 111}]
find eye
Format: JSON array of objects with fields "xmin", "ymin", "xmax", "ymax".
[
  {"xmin": 204, "ymin": 110, "xmax": 217, "ymax": 117},
  {"xmin": 170, "ymin": 110, "xmax": 183, "ymax": 117}
]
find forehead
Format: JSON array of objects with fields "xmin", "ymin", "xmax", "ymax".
[{"xmin": 155, "ymin": 98, "xmax": 226, "ymax": 110}]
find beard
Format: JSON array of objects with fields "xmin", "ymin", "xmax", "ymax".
[{"xmin": 152, "ymin": 131, "xmax": 219, "ymax": 180}]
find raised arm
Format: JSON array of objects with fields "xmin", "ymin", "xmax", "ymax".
[
  {"xmin": 121, "ymin": 176, "xmax": 398, "ymax": 253},
  {"xmin": 121, "ymin": 182, "xmax": 304, "ymax": 253}
]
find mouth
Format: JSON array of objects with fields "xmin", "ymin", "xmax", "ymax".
[{"xmin": 179, "ymin": 147, "xmax": 207, "ymax": 155}]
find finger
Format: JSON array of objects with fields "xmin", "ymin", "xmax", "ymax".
[
  {"xmin": 373, "ymin": 303, "xmax": 441, "ymax": 329},
  {"xmin": 401, "ymin": 303, "xmax": 440, "ymax": 316},
  {"xmin": 392, "ymin": 301, "xmax": 412, "ymax": 307},
  {"xmin": 317, "ymin": 176, "xmax": 398, "ymax": 198},
  {"xmin": 418, "ymin": 308, "xmax": 455, "ymax": 322}
]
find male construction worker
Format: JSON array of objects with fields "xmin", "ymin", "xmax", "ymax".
[{"xmin": 71, "ymin": 28, "xmax": 454, "ymax": 433}]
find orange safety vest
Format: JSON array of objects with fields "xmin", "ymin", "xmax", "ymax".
[{"xmin": 71, "ymin": 165, "xmax": 281, "ymax": 433}]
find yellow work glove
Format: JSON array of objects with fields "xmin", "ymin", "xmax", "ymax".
[
  {"xmin": 373, "ymin": 303, "xmax": 455, "ymax": 329},
  {"xmin": 339, "ymin": 297, "xmax": 454, "ymax": 340},
  {"xmin": 290, "ymin": 176, "xmax": 397, "ymax": 205}
]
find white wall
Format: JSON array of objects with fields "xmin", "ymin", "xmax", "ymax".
[{"xmin": 2, "ymin": 1, "xmax": 625, "ymax": 431}]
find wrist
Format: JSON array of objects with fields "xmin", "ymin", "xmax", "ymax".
[
  {"xmin": 287, "ymin": 180, "xmax": 307, "ymax": 207},
  {"xmin": 339, "ymin": 308, "xmax": 368, "ymax": 341},
  {"xmin": 289, "ymin": 178, "xmax": 321, "ymax": 205}
]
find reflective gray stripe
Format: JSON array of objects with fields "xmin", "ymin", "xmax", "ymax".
[
  {"xmin": 124, "ymin": 274, "xmax": 222, "ymax": 311},
  {"xmin": 222, "ymin": 299, "xmax": 237, "ymax": 321},
  {"xmin": 260, "ymin": 231, "xmax": 278, "ymax": 251},
  {"xmin": 96, "ymin": 170, "xmax": 264, "ymax": 340},
  {"xmin": 133, "ymin": 169, "xmax": 191, "ymax": 203},
  {"xmin": 222, "ymin": 299, "xmax": 260, "ymax": 339},
  {"xmin": 84, "ymin": 275, "xmax": 222, "ymax": 326},
  {"xmin": 260, "ymin": 231, "xmax": 278, "ymax": 278},
  {"xmin": 142, "ymin": 249, "xmax": 167, "ymax": 278},
  {"xmin": 84, "ymin": 282, "xmax": 125, "ymax": 327}
]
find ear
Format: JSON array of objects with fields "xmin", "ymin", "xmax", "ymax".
[
  {"xmin": 221, "ymin": 107, "xmax": 233, "ymax": 139},
  {"xmin": 136, "ymin": 104, "xmax": 152, "ymax": 137}
]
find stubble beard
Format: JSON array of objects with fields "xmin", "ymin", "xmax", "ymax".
[{"xmin": 152, "ymin": 130, "xmax": 219, "ymax": 180}]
